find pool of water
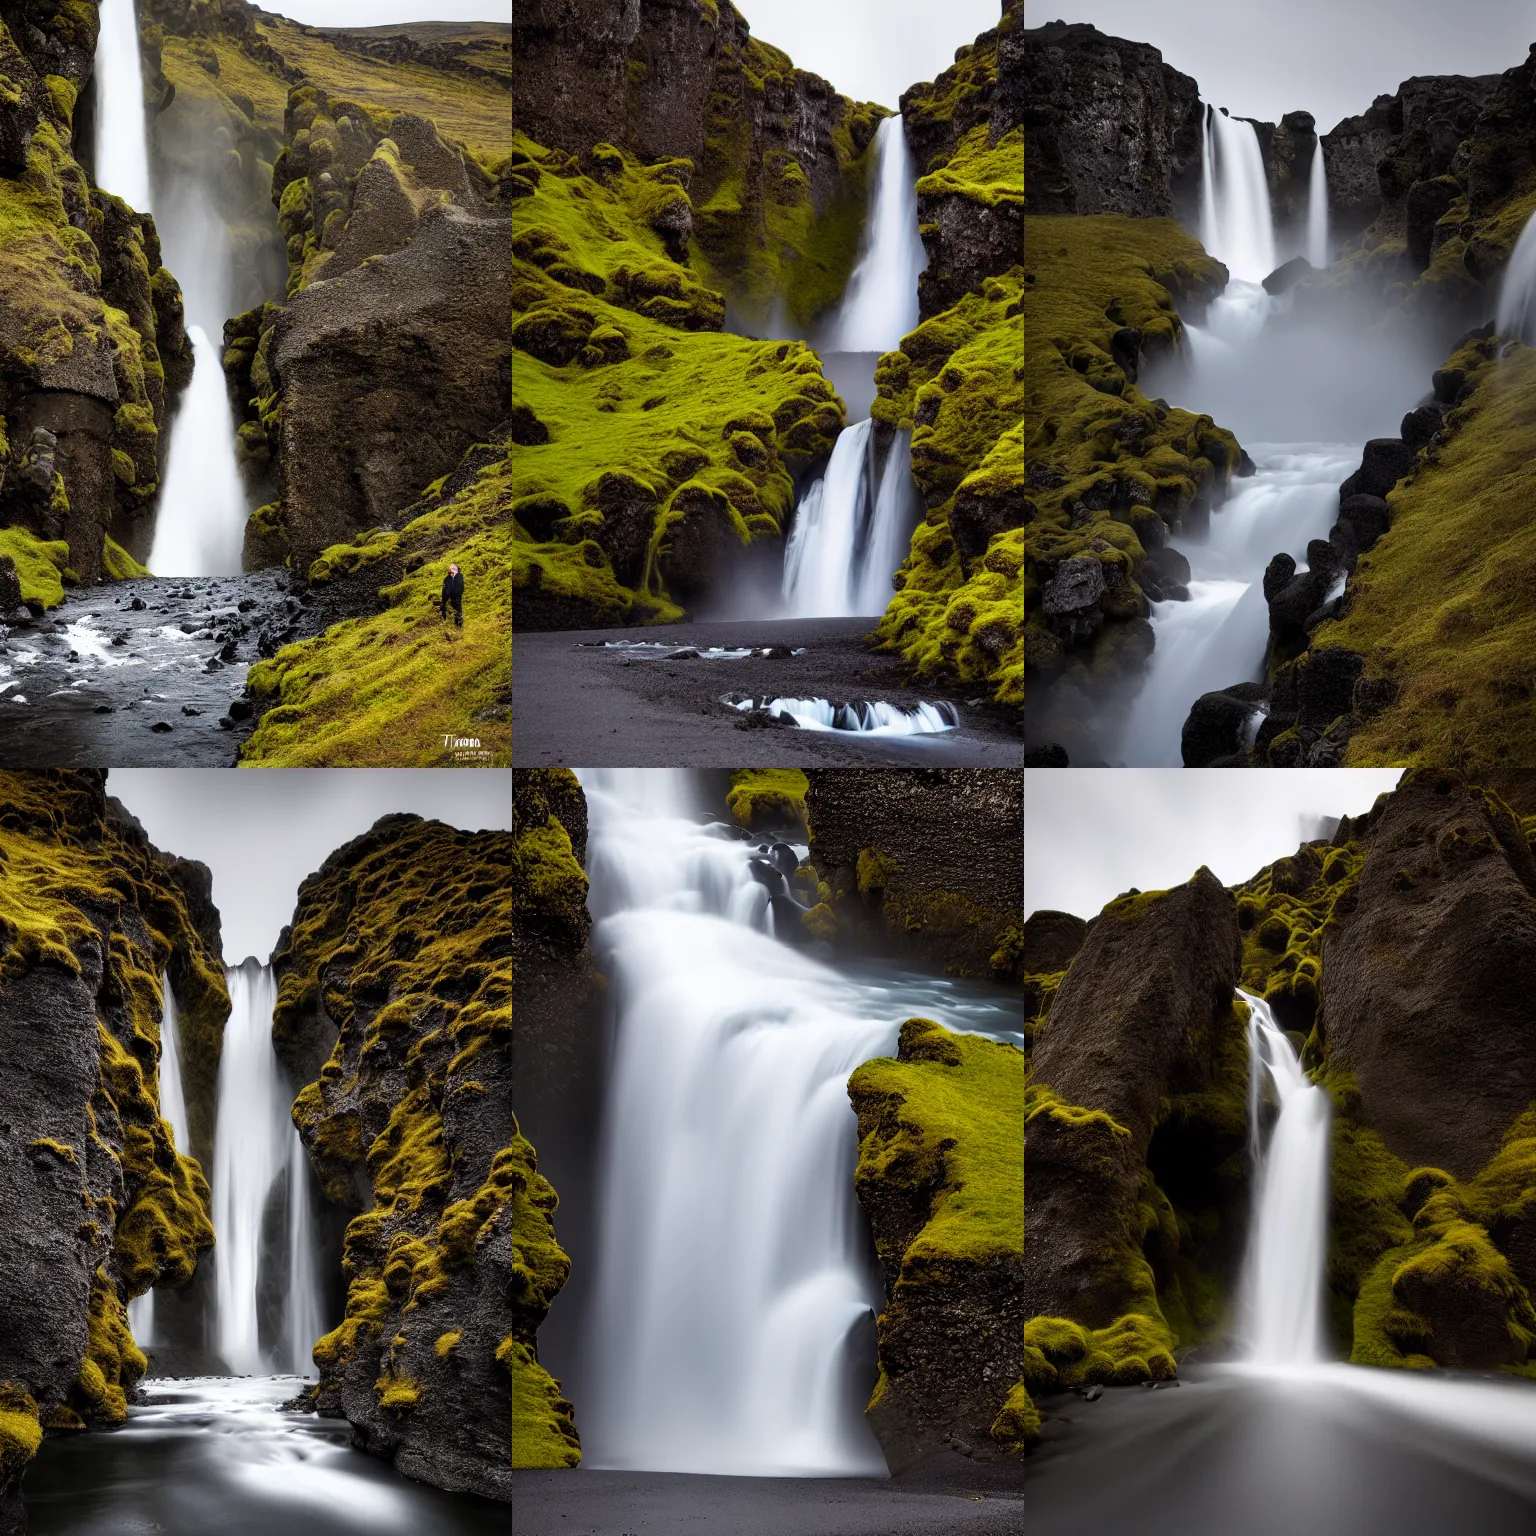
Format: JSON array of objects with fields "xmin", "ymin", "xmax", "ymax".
[{"xmin": 22, "ymin": 1377, "xmax": 506, "ymax": 1536}]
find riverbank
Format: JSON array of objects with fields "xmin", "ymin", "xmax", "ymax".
[{"xmin": 511, "ymin": 619, "xmax": 1022, "ymax": 766}]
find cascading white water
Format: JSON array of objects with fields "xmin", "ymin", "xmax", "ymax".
[
  {"xmin": 93, "ymin": 0, "xmax": 153, "ymax": 212},
  {"xmin": 1305, "ymin": 140, "xmax": 1330, "ymax": 269},
  {"xmin": 129, "ymin": 972, "xmax": 193, "ymax": 1346},
  {"xmin": 1240, "ymin": 990, "xmax": 1331, "ymax": 1366},
  {"xmin": 214, "ymin": 961, "xmax": 324, "ymax": 1376},
  {"xmin": 146, "ymin": 325, "xmax": 248, "ymax": 576},
  {"xmin": 780, "ymin": 428, "xmax": 919, "ymax": 617},
  {"xmin": 1496, "ymin": 210, "xmax": 1536, "ymax": 341},
  {"xmin": 825, "ymin": 116, "xmax": 927, "ymax": 353},
  {"xmin": 1201, "ymin": 105, "xmax": 1277, "ymax": 283},
  {"xmin": 576, "ymin": 769, "xmax": 923, "ymax": 1476},
  {"xmin": 729, "ymin": 696, "xmax": 956, "ymax": 734}
]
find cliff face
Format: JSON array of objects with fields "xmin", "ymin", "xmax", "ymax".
[
  {"xmin": 271, "ymin": 813, "xmax": 512, "ymax": 1502},
  {"xmin": 872, "ymin": 1, "xmax": 1024, "ymax": 710},
  {"xmin": 510, "ymin": 770, "xmax": 598, "ymax": 1470},
  {"xmin": 0, "ymin": 770, "xmax": 227, "ymax": 1531},
  {"xmin": 1020, "ymin": 21, "xmax": 1201, "ymax": 221},
  {"xmin": 0, "ymin": 1, "xmax": 190, "ymax": 600},
  {"xmin": 803, "ymin": 768, "xmax": 1021, "ymax": 980}
]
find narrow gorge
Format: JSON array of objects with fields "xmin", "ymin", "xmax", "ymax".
[{"xmin": 0, "ymin": 769, "xmax": 511, "ymax": 1533}]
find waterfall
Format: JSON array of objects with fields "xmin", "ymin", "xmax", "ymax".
[
  {"xmin": 146, "ymin": 325, "xmax": 248, "ymax": 577},
  {"xmin": 93, "ymin": 0, "xmax": 152, "ymax": 212},
  {"xmin": 1200, "ymin": 105, "xmax": 1277, "ymax": 283},
  {"xmin": 214, "ymin": 960, "xmax": 324, "ymax": 1377},
  {"xmin": 825, "ymin": 115, "xmax": 927, "ymax": 354},
  {"xmin": 575, "ymin": 769, "xmax": 898, "ymax": 1476},
  {"xmin": 129, "ymin": 972, "xmax": 193, "ymax": 1346},
  {"xmin": 781, "ymin": 426, "xmax": 919, "ymax": 618},
  {"xmin": 1305, "ymin": 140, "xmax": 1330, "ymax": 269},
  {"xmin": 1496, "ymin": 211, "xmax": 1536, "ymax": 342},
  {"xmin": 1240, "ymin": 990, "xmax": 1331, "ymax": 1366}
]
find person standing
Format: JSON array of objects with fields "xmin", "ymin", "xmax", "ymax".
[{"xmin": 440, "ymin": 563, "xmax": 464, "ymax": 628}]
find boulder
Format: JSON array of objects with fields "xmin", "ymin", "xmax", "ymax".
[
  {"xmin": 1332, "ymin": 493, "xmax": 1391, "ymax": 556},
  {"xmin": 1139, "ymin": 544, "xmax": 1191, "ymax": 602},
  {"xmin": 1295, "ymin": 646, "xmax": 1365, "ymax": 728},
  {"xmin": 1399, "ymin": 404, "xmax": 1444, "ymax": 449},
  {"xmin": 1021, "ymin": 910, "xmax": 1088, "ymax": 975},
  {"xmin": 1267, "ymin": 540, "xmax": 1345, "ymax": 644},
  {"xmin": 1182, "ymin": 683, "xmax": 1265, "ymax": 767},
  {"xmin": 1041, "ymin": 556, "xmax": 1105, "ymax": 645},
  {"xmin": 1262, "ymin": 255, "xmax": 1314, "ymax": 295},
  {"xmin": 1338, "ymin": 437, "xmax": 1417, "ymax": 501}
]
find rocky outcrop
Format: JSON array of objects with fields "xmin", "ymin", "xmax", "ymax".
[
  {"xmin": 271, "ymin": 813, "xmax": 512, "ymax": 1501},
  {"xmin": 0, "ymin": 770, "xmax": 227, "ymax": 1529},
  {"xmin": 0, "ymin": 2, "xmax": 191, "ymax": 587},
  {"xmin": 1025, "ymin": 870, "xmax": 1246, "ymax": 1393},
  {"xmin": 848, "ymin": 1018, "xmax": 1024, "ymax": 1470},
  {"xmin": 803, "ymin": 769, "xmax": 1022, "ymax": 980},
  {"xmin": 1020, "ymin": 20, "xmax": 1201, "ymax": 221},
  {"xmin": 510, "ymin": 770, "xmax": 598, "ymax": 1470}
]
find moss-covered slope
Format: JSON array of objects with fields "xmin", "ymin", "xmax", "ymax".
[
  {"xmin": 512, "ymin": 131, "xmax": 844, "ymax": 627},
  {"xmin": 849, "ymin": 1018, "xmax": 1024, "ymax": 1470},
  {"xmin": 1, "ymin": 2, "xmax": 190, "ymax": 591},
  {"xmin": 1022, "ymin": 215, "xmax": 1247, "ymax": 721},
  {"xmin": 0, "ymin": 769, "xmax": 227, "ymax": 1518},
  {"xmin": 271, "ymin": 813, "xmax": 512, "ymax": 1501}
]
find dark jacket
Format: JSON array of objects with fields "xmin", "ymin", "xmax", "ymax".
[{"xmin": 441, "ymin": 570, "xmax": 464, "ymax": 604}]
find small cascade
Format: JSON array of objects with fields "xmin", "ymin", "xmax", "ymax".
[
  {"xmin": 576, "ymin": 769, "xmax": 898, "ymax": 1476},
  {"xmin": 824, "ymin": 116, "xmax": 927, "ymax": 354},
  {"xmin": 1240, "ymin": 990, "xmax": 1331, "ymax": 1366},
  {"xmin": 1200, "ymin": 105, "xmax": 1277, "ymax": 283},
  {"xmin": 1497, "ymin": 210, "xmax": 1536, "ymax": 341},
  {"xmin": 1305, "ymin": 139, "xmax": 1330, "ymax": 269},
  {"xmin": 129, "ymin": 972, "xmax": 192, "ymax": 1346},
  {"xmin": 146, "ymin": 326, "xmax": 248, "ymax": 577},
  {"xmin": 780, "ymin": 427, "xmax": 919, "ymax": 618},
  {"xmin": 93, "ymin": 0, "xmax": 153, "ymax": 212},
  {"xmin": 728, "ymin": 696, "xmax": 957, "ymax": 735},
  {"xmin": 214, "ymin": 960, "xmax": 324, "ymax": 1377}
]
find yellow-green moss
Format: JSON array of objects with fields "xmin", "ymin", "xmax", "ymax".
[
  {"xmin": 726, "ymin": 769, "xmax": 809, "ymax": 833},
  {"xmin": 1315, "ymin": 338, "xmax": 1536, "ymax": 770},
  {"xmin": 0, "ymin": 1383, "xmax": 41, "ymax": 1484},
  {"xmin": 0, "ymin": 527, "xmax": 70, "ymax": 608},
  {"xmin": 989, "ymin": 1379, "xmax": 1039, "ymax": 1451},
  {"xmin": 73, "ymin": 1267, "xmax": 147, "ymax": 1423},
  {"xmin": 240, "ymin": 441, "xmax": 509, "ymax": 766}
]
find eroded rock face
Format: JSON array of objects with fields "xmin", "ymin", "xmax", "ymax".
[
  {"xmin": 272, "ymin": 813, "xmax": 512, "ymax": 1501},
  {"xmin": 1026, "ymin": 869, "xmax": 1242, "ymax": 1326},
  {"xmin": 1322, "ymin": 770, "xmax": 1536, "ymax": 1179},
  {"xmin": 1020, "ymin": 21, "xmax": 1202, "ymax": 220},
  {"xmin": 804, "ymin": 769, "xmax": 1022, "ymax": 980},
  {"xmin": 0, "ymin": 771, "xmax": 227, "ymax": 1527}
]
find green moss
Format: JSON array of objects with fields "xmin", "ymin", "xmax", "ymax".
[
  {"xmin": 1022, "ymin": 214, "xmax": 1245, "ymax": 695},
  {"xmin": 917, "ymin": 125, "xmax": 1025, "ymax": 211},
  {"xmin": 241, "ymin": 442, "xmax": 510, "ymax": 767},
  {"xmin": 989, "ymin": 1380, "xmax": 1039, "ymax": 1451},
  {"xmin": 1311, "ymin": 338, "xmax": 1536, "ymax": 769},
  {"xmin": 726, "ymin": 769, "xmax": 809, "ymax": 834},
  {"xmin": 0, "ymin": 527, "xmax": 70, "ymax": 608},
  {"xmin": 28, "ymin": 1137, "xmax": 76, "ymax": 1163},
  {"xmin": 101, "ymin": 536, "xmax": 149, "ymax": 580},
  {"xmin": 434, "ymin": 1329, "xmax": 462, "ymax": 1358},
  {"xmin": 0, "ymin": 1383, "xmax": 41, "ymax": 1484},
  {"xmin": 1024, "ymin": 1311, "xmax": 1178, "ymax": 1391},
  {"xmin": 74, "ymin": 1267, "xmax": 147, "ymax": 1423},
  {"xmin": 856, "ymin": 846, "xmax": 897, "ymax": 896}
]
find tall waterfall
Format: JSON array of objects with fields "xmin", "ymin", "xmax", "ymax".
[
  {"xmin": 1240, "ymin": 991, "xmax": 1331, "ymax": 1366},
  {"xmin": 1305, "ymin": 140, "xmax": 1330, "ymax": 269},
  {"xmin": 129, "ymin": 973, "xmax": 193, "ymax": 1346},
  {"xmin": 825, "ymin": 115, "xmax": 927, "ymax": 354},
  {"xmin": 94, "ymin": 0, "xmax": 153, "ymax": 211},
  {"xmin": 1497, "ymin": 210, "xmax": 1536, "ymax": 341},
  {"xmin": 575, "ymin": 769, "xmax": 898, "ymax": 1476},
  {"xmin": 1201, "ymin": 105, "xmax": 1276, "ymax": 283},
  {"xmin": 214, "ymin": 960, "xmax": 325, "ymax": 1377}
]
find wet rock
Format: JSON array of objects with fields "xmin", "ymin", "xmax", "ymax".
[
  {"xmin": 1262, "ymin": 254, "xmax": 1314, "ymax": 295},
  {"xmin": 1332, "ymin": 493, "xmax": 1391, "ymax": 557},
  {"xmin": 0, "ymin": 557, "xmax": 22, "ymax": 617},
  {"xmin": 1432, "ymin": 366, "xmax": 1467, "ymax": 403},
  {"xmin": 759, "ymin": 645, "xmax": 792, "ymax": 659},
  {"xmin": 1339, "ymin": 437, "xmax": 1417, "ymax": 500},
  {"xmin": 1399, "ymin": 404, "xmax": 1444, "ymax": 449},
  {"xmin": 130, "ymin": 597, "xmax": 146, "ymax": 611},
  {"xmin": 1182, "ymin": 682, "xmax": 1266, "ymax": 767},
  {"xmin": 1267, "ymin": 541, "xmax": 1346, "ymax": 645},
  {"xmin": 150, "ymin": 721, "xmax": 173, "ymax": 733},
  {"xmin": 1296, "ymin": 646, "xmax": 1365, "ymax": 728},
  {"xmin": 227, "ymin": 698, "xmax": 253, "ymax": 721},
  {"xmin": 1405, "ymin": 176, "xmax": 1461, "ymax": 270},
  {"xmin": 1022, "ymin": 910, "xmax": 1088, "ymax": 975},
  {"xmin": 1024, "ymin": 742, "xmax": 1070, "ymax": 767},
  {"xmin": 1041, "ymin": 557, "xmax": 1106, "ymax": 645},
  {"xmin": 1139, "ymin": 545, "xmax": 1191, "ymax": 603}
]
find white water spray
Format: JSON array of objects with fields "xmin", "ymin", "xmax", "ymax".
[
  {"xmin": 781, "ymin": 427, "xmax": 919, "ymax": 618},
  {"xmin": 93, "ymin": 0, "xmax": 153, "ymax": 212},
  {"xmin": 825, "ymin": 116, "xmax": 927, "ymax": 353},
  {"xmin": 1240, "ymin": 990, "xmax": 1331, "ymax": 1366},
  {"xmin": 214, "ymin": 961, "xmax": 324, "ymax": 1376},
  {"xmin": 1497, "ymin": 210, "xmax": 1536, "ymax": 342},
  {"xmin": 1201, "ymin": 106, "xmax": 1277, "ymax": 283},
  {"xmin": 129, "ymin": 973, "xmax": 193, "ymax": 1345},
  {"xmin": 1305, "ymin": 139, "xmax": 1330, "ymax": 269},
  {"xmin": 575, "ymin": 770, "xmax": 906, "ymax": 1476}
]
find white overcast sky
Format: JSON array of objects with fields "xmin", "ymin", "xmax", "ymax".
[
  {"xmin": 268, "ymin": 1, "xmax": 510, "ymax": 27},
  {"xmin": 1024, "ymin": 769, "xmax": 1404, "ymax": 920},
  {"xmin": 734, "ymin": 0, "xmax": 1004, "ymax": 107},
  {"xmin": 110, "ymin": 769, "xmax": 511, "ymax": 964},
  {"xmin": 1035, "ymin": 0, "xmax": 1536, "ymax": 134}
]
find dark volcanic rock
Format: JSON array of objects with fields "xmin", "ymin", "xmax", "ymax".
[
  {"xmin": 1262, "ymin": 255, "xmax": 1315, "ymax": 295},
  {"xmin": 1026, "ymin": 870, "xmax": 1242, "ymax": 1325},
  {"xmin": 1267, "ymin": 541, "xmax": 1346, "ymax": 645},
  {"xmin": 1321, "ymin": 770, "xmax": 1536, "ymax": 1180},
  {"xmin": 1182, "ymin": 683, "xmax": 1265, "ymax": 767},
  {"xmin": 1021, "ymin": 910, "xmax": 1087, "ymax": 975},
  {"xmin": 1339, "ymin": 437, "xmax": 1417, "ymax": 501},
  {"xmin": 1021, "ymin": 21, "xmax": 1203, "ymax": 218},
  {"xmin": 1332, "ymin": 492, "xmax": 1392, "ymax": 557}
]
